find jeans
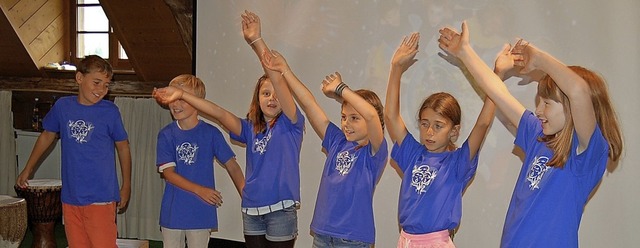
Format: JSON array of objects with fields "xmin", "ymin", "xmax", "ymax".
[
  {"xmin": 242, "ymin": 206, "xmax": 298, "ymax": 242},
  {"xmin": 312, "ymin": 233, "xmax": 371, "ymax": 248}
]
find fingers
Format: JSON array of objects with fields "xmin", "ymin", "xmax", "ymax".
[
  {"xmin": 461, "ymin": 20, "xmax": 469, "ymax": 40},
  {"xmin": 241, "ymin": 10, "xmax": 259, "ymax": 23},
  {"xmin": 501, "ymin": 43, "xmax": 511, "ymax": 54},
  {"xmin": 400, "ymin": 32, "xmax": 420, "ymax": 48}
]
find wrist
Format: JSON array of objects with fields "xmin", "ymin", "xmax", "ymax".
[
  {"xmin": 249, "ymin": 37, "xmax": 262, "ymax": 46},
  {"xmin": 335, "ymin": 82, "xmax": 350, "ymax": 96}
]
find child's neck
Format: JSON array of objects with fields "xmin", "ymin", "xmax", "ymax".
[{"xmin": 176, "ymin": 118, "xmax": 199, "ymax": 130}]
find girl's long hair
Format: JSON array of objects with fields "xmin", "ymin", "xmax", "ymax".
[
  {"xmin": 538, "ymin": 66, "xmax": 622, "ymax": 167},
  {"xmin": 247, "ymin": 74, "xmax": 281, "ymax": 134}
]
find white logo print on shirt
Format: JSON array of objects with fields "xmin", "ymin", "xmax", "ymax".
[
  {"xmin": 176, "ymin": 142, "xmax": 198, "ymax": 165},
  {"xmin": 253, "ymin": 129, "xmax": 272, "ymax": 155},
  {"xmin": 335, "ymin": 150, "xmax": 358, "ymax": 176},
  {"xmin": 526, "ymin": 156, "xmax": 550, "ymax": 190},
  {"xmin": 411, "ymin": 164, "xmax": 438, "ymax": 194},
  {"xmin": 68, "ymin": 120, "xmax": 94, "ymax": 143}
]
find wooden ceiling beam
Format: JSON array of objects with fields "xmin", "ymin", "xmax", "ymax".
[{"xmin": 100, "ymin": 0, "xmax": 192, "ymax": 82}]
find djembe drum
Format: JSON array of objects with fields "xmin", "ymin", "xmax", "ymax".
[
  {"xmin": 0, "ymin": 195, "xmax": 27, "ymax": 248},
  {"xmin": 14, "ymin": 179, "xmax": 62, "ymax": 248}
]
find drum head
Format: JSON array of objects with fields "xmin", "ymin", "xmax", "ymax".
[
  {"xmin": 26, "ymin": 179, "xmax": 62, "ymax": 188},
  {"xmin": 0, "ymin": 195, "xmax": 25, "ymax": 205}
]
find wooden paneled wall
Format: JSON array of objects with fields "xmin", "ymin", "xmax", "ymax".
[{"xmin": 0, "ymin": 0, "xmax": 66, "ymax": 76}]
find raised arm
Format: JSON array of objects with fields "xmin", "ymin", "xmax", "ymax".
[
  {"xmin": 262, "ymin": 50, "xmax": 330, "ymax": 139},
  {"xmin": 242, "ymin": 10, "xmax": 269, "ymax": 65},
  {"xmin": 512, "ymin": 41, "xmax": 596, "ymax": 150},
  {"xmin": 323, "ymin": 72, "xmax": 385, "ymax": 153},
  {"xmin": 241, "ymin": 11, "xmax": 297, "ymax": 122},
  {"xmin": 153, "ymin": 87, "xmax": 242, "ymax": 136},
  {"xmin": 464, "ymin": 44, "xmax": 517, "ymax": 159},
  {"xmin": 438, "ymin": 21, "xmax": 525, "ymax": 128},
  {"xmin": 386, "ymin": 32, "xmax": 420, "ymax": 145}
]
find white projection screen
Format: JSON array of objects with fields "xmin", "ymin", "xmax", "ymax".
[{"xmin": 196, "ymin": 1, "xmax": 639, "ymax": 247}]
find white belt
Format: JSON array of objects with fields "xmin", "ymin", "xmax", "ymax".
[{"xmin": 242, "ymin": 200, "xmax": 296, "ymax": 215}]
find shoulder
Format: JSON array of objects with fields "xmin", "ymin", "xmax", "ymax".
[
  {"xmin": 160, "ymin": 122, "xmax": 176, "ymax": 132},
  {"xmin": 199, "ymin": 121, "xmax": 223, "ymax": 134}
]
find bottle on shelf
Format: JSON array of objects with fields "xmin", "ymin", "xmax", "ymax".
[{"xmin": 32, "ymin": 97, "xmax": 40, "ymax": 131}]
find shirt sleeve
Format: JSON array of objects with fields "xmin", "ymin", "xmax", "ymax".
[
  {"xmin": 391, "ymin": 133, "xmax": 421, "ymax": 172},
  {"xmin": 211, "ymin": 127, "xmax": 235, "ymax": 164},
  {"xmin": 515, "ymin": 110, "xmax": 542, "ymax": 152}
]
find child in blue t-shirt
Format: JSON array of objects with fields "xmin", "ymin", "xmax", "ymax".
[
  {"xmin": 438, "ymin": 22, "xmax": 623, "ymax": 248},
  {"xmin": 16, "ymin": 55, "xmax": 132, "ymax": 248},
  {"xmin": 154, "ymin": 10, "xmax": 305, "ymax": 248},
  {"xmin": 156, "ymin": 74, "xmax": 245, "ymax": 248},
  {"xmin": 386, "ymin": 32, "xmax": 496, "ymax": 247},
  {"xmin": 261, "ymin": 50, "xmax": 387, "ymax": 247}
]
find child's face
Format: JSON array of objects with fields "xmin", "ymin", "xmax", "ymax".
[
  {"xmin": 535, "ymin": 96, "xmax": 566, "ymax": 136},
  {"xmin": 419, "ymin": 108, "xmax": 458, "ymax": 153},
  {"xmin": 168, "ymin": 88, "xmax": 198, "ymax": 122},
  {"xmin": 76, "ymin": 70, "xmax": 111, "ymax": 105},
  {"xmin": 258, "ymin": 79, "xmax": 281, "ymax": 122},
  {"xmin": 341, "ymin": 103, "xmax": 369, "ymax": 146}
]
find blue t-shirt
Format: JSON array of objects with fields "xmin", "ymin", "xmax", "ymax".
[
  {"xmin": 42, "ymin": 96, "xmax": 128, "ymax": 206},
  {"xmin": 229, "ymin": 108, "xmax": 305, "ymax": 208},
  {"xmin": 391, "ymin": 133, "xmax": 478, "ymax": 234},
  {"xmin": 500, "ymin": 110, "xmax": 608, "ymax": 248},
  {"xmin": 156, "ymin": 120, "xmax": 235, "ymax": 229},
  {"xmin": 310, "ymin": 123, "xmax": 388, "ymax": 244}
]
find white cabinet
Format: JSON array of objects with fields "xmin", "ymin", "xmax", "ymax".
[{"xmin": 15, "ymin": 130, "xmax": 61, "ymax": 179}]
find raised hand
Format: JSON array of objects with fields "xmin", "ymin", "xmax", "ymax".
[
  {"xmin": 494, "ymin": 43, "xmax": 516, "ymax": 79},
  {"xmin": 510, "ymin": 39, "xmax": 541, "ymax": 74},
  {"xmin": 391, "ymin": 32, "xmax": 420, "ymax": 73},
  {"xmin": 438, "ymin": 21, "xmax": 469, "ymax": 57},
  {"xmin": 152, "ymin": 86, "xmax": 183, "ymax": 105},
  {"xmin": 261, "ymin": 49, "xmax": 290, "ymax": 74},
  {"xmin": 241, "ymin": 10, "xmax": 261, "ymax": 44},
  {"xmin": 321, "ymin": 72, "xmax": 343, "ymax": 101}
]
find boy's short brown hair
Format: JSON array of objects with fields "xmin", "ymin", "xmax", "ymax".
[{"xmin": 76, "ymin": 55, "xmax": 113, "ymax": 78}]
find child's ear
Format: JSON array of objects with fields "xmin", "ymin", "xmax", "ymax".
[
  {"xmin": 449, "ymin": 124, "xmax": 461, "ymax": 142},
  {"xmin": 75, "ymin": 72, "xmax": 83, "ymax": 85}
]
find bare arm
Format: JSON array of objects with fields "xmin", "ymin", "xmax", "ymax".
[
  {"xmin": 16, "ymin": 131, "xmax": 57, "ymax": 187},
  {"xmin": 262, "ymin": 50, "xmax": 331, "ymax": 139},
  {"xmin": 512, "ymin": 42, "xmax": 595, "ymax": 151},
  {"xmin": 325, "ymin": 73, "xmax": 384, "ymax": 153},
  {"xmin": 115, "ymin": 140, "xmax": 132, "ymax": 213},
  {"xmin": 386, "ymin": 33, "xmax": 420, "ymax": 145},
  {"xmin": 153, "ymin": 87, "xmax": 243, "ymax": 136},
  {"xmin": 242, "ymin": 10, "xmax": 297, "ymax": 122},
  {"xmin": 162, "ymin": 166, "xmax": 223, "ymax": 206},
  {"xmin": 438, "ymin": 21, "xmax": 525, "ymax": 128},
  {"xmin": 220, "ymin": 158, "xmax": 245, "ymax": 197},
  {"xmin": 465, "ymin": 44, "xmax": 518, "ymax": 159}
]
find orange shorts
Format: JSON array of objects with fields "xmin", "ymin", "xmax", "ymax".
[{"xmin": 63, "ymin": 202, "xmax": 117, "ymax": 248}]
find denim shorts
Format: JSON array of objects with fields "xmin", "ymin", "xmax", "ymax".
[
  {"xmin": 242, "ymin": 206, "xmax": 298, "ymax": 242},
  {"xmin": 312, "ymin": 233, "xmax": 371, "ymax": 248}
]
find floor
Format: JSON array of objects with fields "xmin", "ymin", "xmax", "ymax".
[{"xmin": 18, "ymin": 220, "xmax": 245, "ymax": 248}]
